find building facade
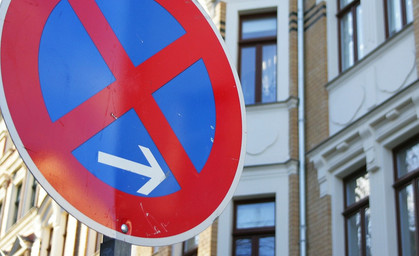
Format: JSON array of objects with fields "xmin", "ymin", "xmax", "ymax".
[
  {"xmin": 307, "ymin": 0, "xmax": 419, "ymax": 255},
  {"xmin": 0, "ymin": 0, "xmax": 419, "ymax": 255}
]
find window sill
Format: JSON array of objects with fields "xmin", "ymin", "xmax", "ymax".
[{"xmin": 245, "ymin": 96, "xmax": 298, "ymax": 110}]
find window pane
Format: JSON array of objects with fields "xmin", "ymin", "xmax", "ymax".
[
  {"xmin": 399, "ymin": 184, "xmax": 416, "ymax": 256},
  {"xmin": 12, "ymin": 184, "xmax": 22, "ymax": 224},
  {"xmin": 356, "ymin": 5, "xmax": 364, "ymax": 59},
  {"xmin": 346, "ymin": 171, "xmax": 369, "ymax": 206},
  {"xmin": 30, "ymin": 179, "xmax": 37, "ymax": 208},
  {"xmin": 387, "ymin": 0, "xmax": 403, "ymax": 36},
  {"xmin": 340, "ymin": 12, "xmax": 354, "ymax": 71},
  {"xmin": 259, "ymin": 236, "xmax": 275, "ymax": 256},
  {"xmin": 237, "ymin": 201, "xmax": 275, "ymax": 229},
  {"xmin": 240, "ymin": 47, "xmax": 256, "ymax": 105},
  {"xmin": 396, "ymin": 141, "xmax": 419, "ymax": 178},
  {"xmin": 235, "ymin": 239, "xmax": 252, "ymax": 256},
  {"xmin": 365, "ymin": 208, "xmax": 372, "ymax": 256},
  {"xmin": 347, "ymin": 212, "xmax": 362, "ymax": 256},
  {"xmin": 242, "ymin": 17, "xmax": 276, "ymax": 40},
  {"xmin": 261, "ymin": 44, "xmax": 277, "ymax": 103},
  {"xmin": 405, "ymin": 0, "xmax": 413, "ymax": 24}
]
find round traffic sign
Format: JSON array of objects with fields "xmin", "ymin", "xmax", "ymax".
[{"xmin": 0, "ymin": 0, "xmax": 245, "ymax": 245}]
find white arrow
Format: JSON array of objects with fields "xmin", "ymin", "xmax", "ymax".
[{"xmin": 97, "ymin": 145, "xmax": 167, "ymax": 195}]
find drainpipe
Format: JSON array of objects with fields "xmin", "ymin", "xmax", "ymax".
[{"xmin": 297, "ymin": 0, "xmax": 306, "ymax": 255}]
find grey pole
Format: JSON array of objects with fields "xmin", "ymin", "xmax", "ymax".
[{"xmin": 100, "ymin": 236, "xmax": 132, "ymax": 256}]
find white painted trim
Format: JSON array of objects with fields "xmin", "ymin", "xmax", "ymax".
[{"xmin": 308, "ymin": 81, "xmax": 419, "ymax": 256}]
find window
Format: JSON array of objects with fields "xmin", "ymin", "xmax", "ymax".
[
  {"xmin": 61, "ymin": 214, "xmax": 68, "ymax": 256},
  {"xmin": 0, "ymin": 201, "xmax": 3, "ymax": 230},
  {"xmin": 11, "ymin": 183, "xmax": 22, "ymax": 225},
  {"xmin": 337, "ymin": 0, "xmax": 364, "ymax": 72},
  {"xmin": 74, "ymin": 220, "xmax": 82, "ymax": 255},
  {"xmin": 343, "ymin": 168, "xmax": 371, "ymax": 256},
  {"xmin": 233, "ymin": 198, "xmax": 275, "ymax": 256},
  {"xmin": 29, "ymin": 178, "xmax": 37, "ymax": 208},
  {"xmin": 239, "ymin": 13, "xmax": 277, "ymax": 105},
  {"xmin": 183, "ymin": 236, "xmax": 199, "ymax": 256},
  {"xmin": 394, "ymin": 138, "xmax": 419, "ymax": 256},
  {"xmin": 46, "ymin": 227, "xmax": 54, "ymax": 256},
  {"xmin": 384, "ymin": 0, "xmax": 413, "ymax": 37}
]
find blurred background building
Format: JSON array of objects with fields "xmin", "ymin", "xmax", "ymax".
[{"xmin": 1, "ymin": 0, "xmax": 419, "ymax": 255}]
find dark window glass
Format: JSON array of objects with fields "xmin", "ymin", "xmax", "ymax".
[
  {"xmin": 343, "ymin": 168, "xmax": 371, "ymax": 256},
  {"xmin": 0, "ymin": 201, "xmax": 3, "ymax": 231},
  {"xmin": 30, "ymin": 178, "xmax": 37, "ymax": 208},
  {"xmin": 47, "ymin": 227, "xmax": 54, "ymax": 256},
  {"xmin": 12, "ymin": 183, "xmax": 22, "ymax": 225},
  {"xmin": 183, "ymin": 236, "xmax": 198, "ymax": 256},
  {"xmin": 233, "ymin": 198, "xmax": 275, "ymax": 256},
  {"xmin": 239, "ymin": 13, "xmax": 277, "ymax": 105}
]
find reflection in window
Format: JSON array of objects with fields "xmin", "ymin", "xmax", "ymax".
[
  {"xmin": 340, "ymin": 11, "xmax": 354, "ymax": 70},
  {"xmin": 385, "ymin": 0, "xmax": 414, "ymax": 37},
  {"xmin": 343, "ymin": 168, "xmax": 371, "ymax": 256},
  {"xmin": 346, "ymin": 172, "xmax": 370, "ymax": 205},
  {"xmin": 356, "ymin": 5, "xmax": 364, "ymax": 59},
  {"xmin": 396, "ymin": 140, "xmax": 419, "ymax": 178},
  {"xmin": 399, "ymin": 185, "xmax": 416, "ymax": 255},
  {"xmin": 233, "ymin": 199, "xmax": 275, "ymax": 256},
  {"xmin": 240, "ymin": 47, "xmax": 256, "ymax": 105},
  {"xmin": 394, "ymin": 137, "xmax": 419, "ymax": 255},
  {"xmin": 236, "ymin": 239, "xmax": 252, "ymax": 256},
  {"xmin": 262, "ymin": 45, "xmax": 277, "ymax": 103},
  {"xmin": 337, "ymin": 0, "xmax": 363, "ymax": 72},
  {"xmin": 236, "ymin": 201, "xmax": 275, "ymax": 229},
  {"xmin": 406, "ymin": 145, "xmax": 419, "ymax": 173},
  {"xmin": 239, "ymin": 13, "xmax": 277, "ymax": 105},
  {"xmin": 242, "ymin": 17, "xmax": 276, "ymax": 40},
  {"xmin": 347, "ymin": 212, "xmax": 361, "ymax": 256},
  {"xmin": 259, "ymin": 237, "xmax": 275, "ymax": 256}
]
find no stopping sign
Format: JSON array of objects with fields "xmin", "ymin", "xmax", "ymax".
[{"xmin": 0, "ymin": 0, "xmax": 245, "ymax": 245}]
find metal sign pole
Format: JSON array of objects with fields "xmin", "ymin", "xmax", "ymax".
[{"xmin": 100, "ymin": 236, "xmax": 132, "ymax": 256}]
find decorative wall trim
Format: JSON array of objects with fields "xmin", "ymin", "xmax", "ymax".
[
  {"xmin": 304, "ymin": 2, "xmax": 326, "ymax": 31},
  {"xmin": 308, "ymin": 80, "xmax": 419, "ymax": 197}
]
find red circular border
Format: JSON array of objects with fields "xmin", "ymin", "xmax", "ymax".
[{"xmin": 1, "ymin": 0, "xmax": 244, "ymax": 243}]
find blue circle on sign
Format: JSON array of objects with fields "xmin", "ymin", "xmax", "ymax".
[
  {"xmin": 39, "ymin": 0, "xmax": 186, "ymax": 122},
  {"xmin": 40, "ymin": 0, "xmax": 216, "ymax": 197}
]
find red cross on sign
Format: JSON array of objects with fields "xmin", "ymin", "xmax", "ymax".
[{"xmin": 0, "ymin": 0, "xmax": 246, "ymax": 246}]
